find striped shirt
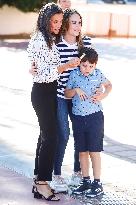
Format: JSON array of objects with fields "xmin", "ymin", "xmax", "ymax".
[{"xmin": 57, "ymin": 36, "xmax": 92, "ymax": 99}]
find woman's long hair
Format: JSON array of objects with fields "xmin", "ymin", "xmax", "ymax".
[
  {"xmin": 36, "ymin": 3, "xmax": 63, "ymax": 49},
  {"xmin": 61, "ymin": 9, "xmax": 84, "ymax": 51}
]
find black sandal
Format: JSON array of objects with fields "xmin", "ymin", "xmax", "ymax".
[
  {"xmin": 33, "ymin": 181, "xmax": 60, "ymax": 201},
  {"xmin": 32, "ymin": 179, "xmax": 59, "ymax": 194}
]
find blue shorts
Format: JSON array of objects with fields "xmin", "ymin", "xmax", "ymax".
[{"xmin": 72, "ymin": 111, "xmax": 104, "ymax": 152}]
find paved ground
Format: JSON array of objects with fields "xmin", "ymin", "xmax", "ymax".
[{"xmin": 0, "ymin": 38, "xmax": 136, "ymax": 204}]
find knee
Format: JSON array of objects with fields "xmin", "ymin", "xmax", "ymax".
[{"xmin": 79, "ymin": 152, "xmax": 89, "ymax": 157}]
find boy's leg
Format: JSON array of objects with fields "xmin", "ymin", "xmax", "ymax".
[
  {"xmin": 79, "ymin": 152, "xmax": 90, "ymax": 177},
  {"xmin": 72, "ymin": 115, "xmax": 91, "ymax": 194},
  {"xmin": 72, "ymin": 151, "xmax": 91, "ymax": 195},
  {"xmin": 85, "ymin": 111, "xmax": 104, "ymax": 198},
  {"xmin": 89, "ymin": 152, "xmax": 101, "ymax": 179},
  {"xmin": 85, "ymin": 152, "xmax": 103, "ymax": 198}
]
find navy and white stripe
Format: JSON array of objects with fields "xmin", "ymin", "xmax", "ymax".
[{"xmin": 57, "ymin": 36, "xmax": 92, "ymax": 98}]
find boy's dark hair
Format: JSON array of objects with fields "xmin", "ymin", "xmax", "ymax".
[{"xmin": 79, "ymin": 47, "xmax": 98, "ymax": 64}]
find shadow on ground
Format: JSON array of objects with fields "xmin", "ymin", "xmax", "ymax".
[{"xmin": 104, "ymin": 135, "xmax": 136, "ymax": 163}]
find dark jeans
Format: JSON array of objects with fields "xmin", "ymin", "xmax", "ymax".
[
  {"xmin": 31, "ymin": 82, "xmax": 57, "ymax": 181},
  {"xmin": 53, "ymin": 97, "xmax": 81, "ymax": 175}
]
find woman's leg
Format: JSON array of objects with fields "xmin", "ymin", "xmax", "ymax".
[
  {"xmin": 68, "ymin": 100, "xmax": 81, "ymax": 173},
  {"xmin": 34, "ymin": 130, "xmax": 42, "ymax": 176},
  {"xmin": 31, "ymin": 83, "xmax": 57, "ymax": 181},
  {"xmin": 54, "ymin": 97, "xmax": 70, "ymax": 175}
]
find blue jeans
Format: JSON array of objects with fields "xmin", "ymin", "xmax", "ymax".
[{"xmin": 53, "ymin": 97, "xmax": 81, "ymax": 175}]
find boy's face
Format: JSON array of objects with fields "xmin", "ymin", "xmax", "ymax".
[
  {"xmin": 58, "ymin": 0, "xmax": 71, "ymax": 10},
  {"xmin": 80, "ymin": 60, "xmax": 96, "ymax": 76}
]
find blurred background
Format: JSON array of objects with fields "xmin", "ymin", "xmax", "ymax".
[{"xmin": 0, "ymin": 0, "xmax": 136, "ymax": 38}]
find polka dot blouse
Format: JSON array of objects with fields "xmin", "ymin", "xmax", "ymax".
[{"xmin": 27, "ymin": 31, "xmax": 61, "ymax": 83}]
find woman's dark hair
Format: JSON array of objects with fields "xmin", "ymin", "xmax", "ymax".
[
  {"xmin": 79, "ymin": 47, "xmax": 98, "ymax": 64},
  {"xmin": 61, "ymin": 9, "xmax": 84, "ymax": 50},
  {"xmin": 37, "ymin": 3, "xmax": 63, "ymax": 49}
]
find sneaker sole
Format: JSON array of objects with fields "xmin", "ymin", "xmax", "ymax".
[
  {"xmin": 51, "ymin": 187, "xmax": 68, "ymax": 193},
  {"xmin": 85, "ymin": 191, "xmax": 104, "ymax": 198}
]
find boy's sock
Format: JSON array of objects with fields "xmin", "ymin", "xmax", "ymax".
[
  {"xmin": 83, "ymin": 176, "xmax": 90, "ymax": 182},
  {"xmin": 93, "ymin": 179, "xmax": 100, "ymax": 183},
  {"xmin": 72, "ymin": 176, "xmax": 91, "ymax": 195}
]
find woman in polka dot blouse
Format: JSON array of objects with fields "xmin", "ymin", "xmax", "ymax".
[{"xmin": 27, "ymin": 3, "xmax": 80, "ymax": 201}]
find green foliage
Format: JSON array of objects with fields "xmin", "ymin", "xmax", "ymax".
[{"xmin": 0, "ymin": 0, "xmax": 57, "ymax": 12}]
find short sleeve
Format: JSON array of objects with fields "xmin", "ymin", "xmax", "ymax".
[
  {"xmin": 66, "ymin": 71, "xmax": 75, "ymax": 89},
  {"xmin": 98, "ymin": 70, "xmax": 109, "ymax": 84}
]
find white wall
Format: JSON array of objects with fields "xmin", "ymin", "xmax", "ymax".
[
  {"xmin": 0, "ymin": 5, "xmax": 38, "ymax": 35},
  {"xmin": 0, "ymin": 4, "xmax": 136, "ymax": 37}
]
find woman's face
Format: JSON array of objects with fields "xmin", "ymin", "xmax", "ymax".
[
  {"xmin": 50, "ymin": 13, "xmax": 63, "ymax": 34},
  {"xmin": 59, "ymin": 0, "xmax": 71, "ymax": 10},
  {"xmin": 67, "ymin": 13, "xmax": 82, "ymax": 37}
]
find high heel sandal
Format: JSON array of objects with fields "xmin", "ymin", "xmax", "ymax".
[
  {"xmin": 33, "ymin": 181, "xmax": 60, "ymax": 201},
  {"xmin": 32, "ymin": 179, "xmax": 59, "ymax": 194}
]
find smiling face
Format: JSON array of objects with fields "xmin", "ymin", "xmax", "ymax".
[
  {"xmin": 50, "ymin": 13, "xmax": 63, "ymax": 34},
  {"xmin": 80, "ymin": 61, "xmax": 96, "ymax": 76},
  {"xmin": 58, "ymin": 0, "xmax": 71, "ymax": 10},
  {"xmin": 66, "ymin": 13, "xmax": 82, "ymax": 37}
]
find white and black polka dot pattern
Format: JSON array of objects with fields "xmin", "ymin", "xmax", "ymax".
[{"xmin": 27, "ymin": 31, "xmax": 61, "ymax": 83}]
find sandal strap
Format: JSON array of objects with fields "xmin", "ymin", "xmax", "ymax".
[
  {"xmin": 35, "ymin": 181, "xmax": 48, "ymax": 185},
  {"xmin": 45, "ymin": 193, "xmax": 59, "ymax": 201}
]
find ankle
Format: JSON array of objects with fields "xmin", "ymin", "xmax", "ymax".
[{"xmin": 36, "ymin": 181, "xmax": 48, "ymax": 185}]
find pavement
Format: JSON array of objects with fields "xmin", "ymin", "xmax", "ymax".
[{"xmin": 0, "ymin": 38, "xmax": 136, "ymax": 205}]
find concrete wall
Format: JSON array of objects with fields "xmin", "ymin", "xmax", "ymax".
[
  {"xmin": 0, "ymin": 4, "xmax": 136, "ymax": 38},
  {"xmin": 0, "ymin": 5, "xmax": 38, "ymax": 37}
]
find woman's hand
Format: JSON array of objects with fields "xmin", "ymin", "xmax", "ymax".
[
  {"xmin": 75, "ymin": 88, "xmax": 88, "ymax": 101},
  {"xmin": 29, "ymin": 62, "xmax": 38, "ymax": 76},
  {"xmin": 67, "ymin": 57, "xmax": 80, "ymax": 69}
]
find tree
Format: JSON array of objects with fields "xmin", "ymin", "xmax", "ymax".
[{"xmin": 0, "ymin": 0, "xmax": 57, "ymax": 12}]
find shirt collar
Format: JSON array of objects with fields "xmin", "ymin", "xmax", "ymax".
[{"xmin": 76, "ymin": 68, "xmax": 96, "ymax": 78}]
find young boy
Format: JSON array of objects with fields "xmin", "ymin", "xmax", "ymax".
[{"xmin": 65, "ymin": 47, "xmax": 112, "ymax": 197}]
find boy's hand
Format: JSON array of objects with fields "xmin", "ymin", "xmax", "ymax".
[
  {"xmin": 91, "ymin": 82, "xmax": 112, "ymax": 103},
  {"xmin": 90, "ymin": 92, "xmax": 105, "ymax": 103},
  {"xmin": 90, "ymin": 85, "xmax": 104, "ymax": 103},
  {"xmin": 75, "ymin": 88, "xmax": 88, "ymax": 101},
  {"xmin": 29, "ymin": 62, "xmax": 38, "ymax": 75}
]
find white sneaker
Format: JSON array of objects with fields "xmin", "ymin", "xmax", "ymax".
[
  {"xmin": 68, "ymin": 172, "xmax": 82, "ymax": 187},
  {"xmin": 50, "ymin": 175, "xmax": 68, "ymax": 192}
]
